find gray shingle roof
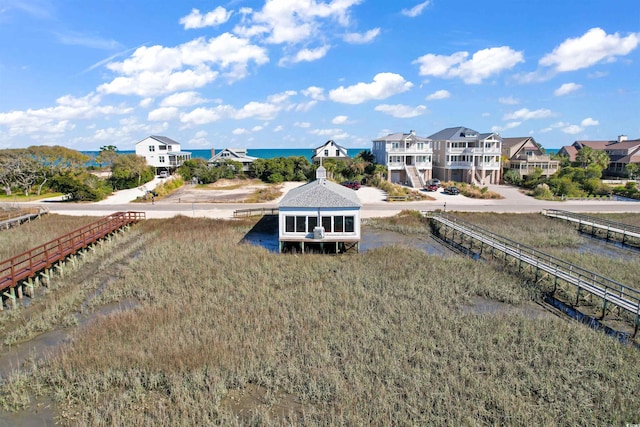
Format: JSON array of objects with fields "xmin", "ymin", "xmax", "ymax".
[
  {"xmin": 279, "ymin": 179, "xmax": 361, "ymax": 208},
  {"xmin": 428, "ymin": 126, "xmax": 479, "ymax": 141},
  {"xmin": 150, "ymin": 135, "xmax": 181, "ymax": 146}
]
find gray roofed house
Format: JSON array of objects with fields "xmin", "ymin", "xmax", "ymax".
[
  {"xmin": 371, "ymin": 130, "xmax": 433, "ymax": 188},
  {"xmin": 208, "ymin": 148, "xmax": 258, "ymax": 172},
  {"xmin": 429, "ymin": 126, "xmax": 502, "ymax": 185},
  {"xmin": 278, "ymin": 166, "xmax": 361, "ymax": 254},
  {"xmin": 134, "ymin": 135, "xmax": 191, "ymax": 173}
]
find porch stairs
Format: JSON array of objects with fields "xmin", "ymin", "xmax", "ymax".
[{"xmin": 404, "ymin": 165, "xmax": 423, "ymax": 188}]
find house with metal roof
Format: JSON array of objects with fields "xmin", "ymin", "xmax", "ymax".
[
  {"xmin": 502, "ymin": 136, "xmax": 559, "ymax": 179},
  {"xmin": 278, "ymin": 166, "xmax": 361, "ymax": 254},
  {"xmin": 311, "ymin": 140, "xmax": 350, "ymax": 164},
  {"xmin": 208, "ymin": 148, "xmax": 257, "ymax": 172},
  {"xmin": 371, "ymin": 130, "xmax": 433, "ymax": 188},
  {"xmin": 429, "ymin": 126, "xmax": 502, "ymax": 184},
  {"xmin": 134, "ymin": 135, "xmax": 191, "ymax": 174}
]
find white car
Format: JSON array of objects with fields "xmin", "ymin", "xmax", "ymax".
[{"xmin": 159, "ymin": 171, "xmax": 169, "ymax": 178}]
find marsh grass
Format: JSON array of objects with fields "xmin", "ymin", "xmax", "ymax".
[
  {"xmin": 0, "ymin": 216, "xmax": 638, "ymax": 425},
  {"xmin": 0, "ymin": 215, "xmax": 101, "ymax": 260}
]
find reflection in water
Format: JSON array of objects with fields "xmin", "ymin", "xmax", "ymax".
[{"xmin": 242, "ymin": 226, "xmax": 453, "ymax": 256}]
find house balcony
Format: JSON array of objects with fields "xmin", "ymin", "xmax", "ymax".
[
  {"xmin": 443, "ymin": 161, "xmax": 474, "ymax": 169},
  {"xmin": 446, "ymin": 147, "xmax": 501, "ymax": 156},
  {"xmin": 388, "ymin": 161, "xmax": 432, "ymax": 169},
  {"xmin": 387, "ymin": 147, "xmax": 433, "ymax": 154},
  {"xmin": 475, "ymin": 161, "xmax": 501, "ymax": 170}
]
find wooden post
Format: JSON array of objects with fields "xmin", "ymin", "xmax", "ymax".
[{"xmin": 601, "ymin": 289, "xmax": 608, "ymax": 319}]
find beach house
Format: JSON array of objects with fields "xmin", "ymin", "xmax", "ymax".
[
  {"xmin": 134, "ymin": 136, "xmax": 191, "ymax": 174},
  {"xmin": 208, "ymin": 148, "xmax": 257, "ymax": 172},
  {"xmin": 371, "ymin": 130, "xmax": 433, "ymax": 188},
  {"xmin": 278, "ymin": 166, "xmax": 361, "ymax": 254},
  {"xmin": 429, "ymin": 126, "xmax": 502, "ymax": 185},
  {"xmin": 502, "ymin": 137, "xmax": 559, "ymax": 179}
]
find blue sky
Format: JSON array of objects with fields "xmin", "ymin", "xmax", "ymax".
[{"xmin": 0, "ymin": 0, "xmax": 638, "ymax": 151}]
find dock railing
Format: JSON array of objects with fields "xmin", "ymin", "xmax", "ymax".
[
  {"xmin": 0, "ymin": 211, "xmax": 145, "ymax": 293},
  {"xmin": 233, "ymin": 208, "xmax": 279, "ymax": 218},
  {"xmin": 542, "ymin": 209, "xmax": 640, "ymax": 246},
  {"xmin": 0, "ymin": 206, "xmax": 49, "ymax": 229},
  {"xmin": 426, "ymin": 211, "xmax": 640, "ymax": 335}
]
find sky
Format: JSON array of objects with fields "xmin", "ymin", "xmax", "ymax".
[{"xmin": 0, "ymin": 0, "xmax": 638, "ymax": 151}]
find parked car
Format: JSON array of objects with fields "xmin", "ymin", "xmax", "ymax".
[
  {"xmin": 341, "ymin": 181, "xmax": 361, "ymax": 190},
  {"xmin": 444, "ymin": 186, "xmax": 460, "ymax": 195},
  {"xmin": 159, "ymin": 171, "xmax": 169, "ymax": 178},
  {"xmin": 425, "ymin": 183, "xmax": 439, "ymax": 192},
  {"xmin": 428, "ymin": 178, "xmax": 441, "ymax": 187}
]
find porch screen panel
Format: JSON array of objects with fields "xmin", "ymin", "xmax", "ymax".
[
  {"xmin": 334, "ymin": 216, "xmax": 344, "ymax": 232},
  {"xmin": 285, "ymin": 216, "xmax": 294, "ymax": 232},
  {"xmin": 345, "ymin": 216, "xmax": 354, "ymax": 232},
  {"xmin": 321, "ymin": 216, "xmax": 332, "ymax": 232},
  {"xmin": 296, "ymin": 216, "xmax": 306, "ymax": 232},
  {"xmin": 307, "ymin": 216, "xmax": 318, "ymax": 232}
]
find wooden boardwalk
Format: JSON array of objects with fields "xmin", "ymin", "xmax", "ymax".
[
  {"xmin": 0, "ymin": 207, "xmax": 48, "ymax": 230},
  {"xmin": 0, "ymin": 211, "xmax": 145, "ymax": 304},
  {"xmin": 542, "ymin": 209, "xmax": 640, "ymax": 247},
  {"xmin": 425, "ymin": 211, "xmax": 640, "ymax": 336}
]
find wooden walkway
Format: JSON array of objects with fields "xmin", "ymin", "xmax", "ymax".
[
  {"xmin": 0, "ymin": 211, "xmax": 145, "ymax": 303},
  {"xmin": 0, "ymin": 207, "xmax": 48, "ymax": 230},
  {"xmin": 233, "ymin": 208, "xmax": 278, "ymax": 217},
  {"xmin": 425, "ymin": 211, "xmax": 640, "ymax": 336},
  {"xmin": 542, "ymin": 209, "xmax": 640, "ymax": 247}
]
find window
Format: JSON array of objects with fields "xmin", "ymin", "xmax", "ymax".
[
  {"xmin": 416, "ymin": 142, "xmax": 424, "ymax": 150},
  {"xmin": 159, "ymin": 145, "xmax": 167, "ymax": 150},
  {"xmin": 159, "ymin": 156, "xmax": 165, "ymax": 163},
  {"xmin": 286, "ymin": 216, "xmax": 295, "ymax": 232},
  {"xmin": 307, "ymin": 216, "xmax": 317, "ymax": 232},
  {"xmin": 167, "ymin": 145, "xmax": 172, "ymax": 151},
  {"xmin": 336, "ymin": 150, "xmax": 340, "ymax": 156},
  {"xmin": 324, "ymin": 149, "xmax": 329, "ymax": 156},
  {"xmin": 334, "ymin": 216, "xmax": 344, "ymax": 232},
  {"xmin": 322, "ymin": 216, "xmax": 332, "ymax": 232},
  {"xmin": 345, "ymin": 216, "xmax": 354, "ymax": 232},
  {"xmin": 296, "ymin": 216, "xmax": 306, "ymax": 232},
  {"xmin": 149, "ymin": 145, "xmax": 155, "ymax": 152}
]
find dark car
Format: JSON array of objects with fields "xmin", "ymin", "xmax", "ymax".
[
  {"xmin": 341, "ymin": 181, "xmax": 361, "ymax": 190},
  {"xmin": 444, "ymin": 186, "xmax": 460, "ymax": 195},
  {"xmin": 425, "ymin": 183, "xmax": 439, "ymax": 192}
]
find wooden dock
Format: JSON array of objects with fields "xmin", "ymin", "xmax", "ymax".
[
  {"xmin": 0, "ymin": 211, "xmax": 145, "ymax": 308},
  {"xmin": 425, "ymin": 211, "xmax": 640, "ymax": 336},
  {"xmin": 542, "ymin": 209, "xmax": 640, "ymax": 248},
  {"xmin": 0, "ymin": 206, "xmax": 48, "ymax": 230}
]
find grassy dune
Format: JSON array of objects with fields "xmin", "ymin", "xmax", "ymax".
[{"xmin": 0, "ymin": 215, "xmax": 639, "ymax": 425}]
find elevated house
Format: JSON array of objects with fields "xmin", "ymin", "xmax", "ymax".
[
  {"xmin": 371, "ymin": 130, "xmax": 433, "ymax": 188},
  {"xmin": 559, "ymin": 135, "xmax": 640, "ymax": 178},
  {"xmin": 429, "ymin": 126, "xmax": 502, "ymax": 184},
  {"xmin": 208, "ymin": 148, "xmax": 257, "ymax": 172},
  {"xmin": 311, "ymin": 140, "xmax": 349, "ymax": 164},
  {"xmin": 134, "ymin": 136, "xmax": 191, "ymax": 174},
  {"xmin": 278, "ymin": 166, "xmax": 361, "ymax": 254},
  {"xmin": 502, "ymin": 137, "xmax": 559, "ymax": 179}
]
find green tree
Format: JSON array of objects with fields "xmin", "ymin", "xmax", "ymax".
[
  {"xmin": 96, "ymin": 145, "xmax": 119, "ymax": 169},
  {"xmin": 625, "ymin": 163, "xmax": 640, "ymax": 179},
  {"xmin": 503, "ymin": 169, "xmax": 522, "ymax": 186},
  {"xmin": 109, "ymin": 154, "xmax": 154, "ymax": 189}
]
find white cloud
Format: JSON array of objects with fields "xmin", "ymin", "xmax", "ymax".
[
  {"xmin": 332, "ymin": 115, "xmax": 349, "ymax": 124},
  {"xmin": 562, "ymin": 124, "xmax": 583, "ymax": 134},
  {"xmin": 413, "ymin": 46, "xmax": 524, "ymax": 84},
  {"xmin": 503, "ymin": 108, "xmax": 554, "ymax": 121},
  {"xmin": 180, "ymin": 107, "xmax": 225, "ymax": 125},
  {"xmin": 309, "ymin": 128, "xmax": 349, "ymax": 140},
  {"xmin": 374, "ymin": 104, "xmax": 427, "ymax": 118},
  {"xmin": 0, "ymin": 93, "xmax": 131, "ymax": 136},
  {"xmin": 281, "ymin": 45, "xmax": 330, "ymax": 65},
  {"xmin": 581, "ymin": 117, "xmax": 599, "ymax": 127},
  {"xmin": 498, "ymin": 96, "xmax": 519, "ymax": 105},
  {"xmin": 402, "ymin": 1, "xmax": 430, "ymax": 18},
  {"xmin": 233, "ymin": 101, "xmax": 280, "ymax": 120},
  {"xmin": 426, "ymin": 89, "xmax": 450, "ymax": 100},
  {"xmin": 139, "ymin": 98, "xmax": 154, "ymax": 108},
  {"xmin": 295, "ymin": 122, "xmax": 311, "ymax": 128},
  {"xmin": 234, "ymin": 0, "xmax": 362, "ymax": 45},
  {"xmin": 540, "ymin": 28, "xmax": 640, "ymax": 72},
  {"xmin": 232, "ymin": 128, "xmax": 249, "ymax": 135},
  {"xmin": 148, "ymin": 107, "xmax": 179, "ymax": 121},
  {"xmin": 252, "ymin": 125, "xmax": 263, "ymax": 132},
  {"xmin": 160, "ymin": 91, "xmax": 206, "ymax": 107},
  {"xmin": 329, "ymin": 72, "xmax": 413, "ymax": 104},
  {"xmin": 180, "ymin": 7, "xmax": 232, "ymax": 29},
  {"xmin": 273, "ymin": 125, "xmax": 284, "ymax": 132},
  {"xmin": 343, "ymin": 28, "xmax": 380, "ymax": 44},
  {"xmin": 302, "ymin": 86, "xmax": 325, "ymax": 100},
  {"xmin": 554, "ymin": 82, "xmax": 582, "ymax": 96},
  {"xmin": 491, "ymin": 121, "xmax": 521, "ymax": 132},
  {"xmin": 98, "ymin": 33, "xmax": 269, "ymax": 96}
]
